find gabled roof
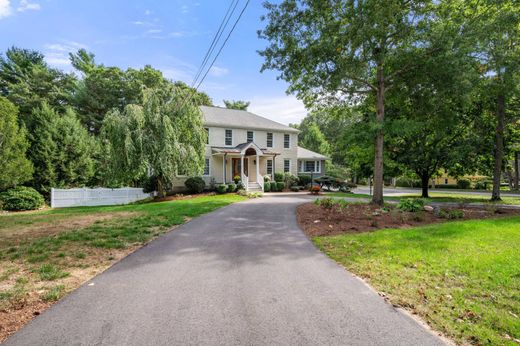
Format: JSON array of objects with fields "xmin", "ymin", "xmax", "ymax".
[
  {"xmin": 200, "ymin": 106, "xmax": 299, "ymax": 133},
  {"xmin": 297, "ymin": 146, "xmax": 329, "ymax": 160},
  {"xmin": 212, "ymin": 142, "xmax": 280, "ymax": 156}
]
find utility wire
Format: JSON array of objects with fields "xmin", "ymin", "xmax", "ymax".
[{"xmin": 177, "ymin": 0, "xmax": 250, "ymax": 112}]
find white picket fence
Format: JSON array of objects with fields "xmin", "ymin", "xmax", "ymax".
[{"xmin": 51, "ymin": 187, "xmax": 153, "ymax": 208}]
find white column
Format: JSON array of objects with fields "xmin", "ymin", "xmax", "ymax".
[
  {"xmin": 222, "ymin": 155, "xmax": 226, "ymax": 183},
  {"xmin": 240, "ymin": 155, "xmax": 244, "ymax": 179},
  {"xmin": 256, "ymin": 153, "xmax": 260, "ymax": 183}
]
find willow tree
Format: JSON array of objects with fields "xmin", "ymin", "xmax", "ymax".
[
  {"xmin": 102, "ymin": 87, "xmax": 206, "ymax": 196},
  {"xmin": 259, "ymin": 0, "xmax": 433, "ymax": 205}
]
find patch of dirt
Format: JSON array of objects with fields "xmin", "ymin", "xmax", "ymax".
[
  {"xmin": 297, "ymin": 203, "xmax": 520, "ymax": 237},
  {"xmin": 0, "ymin": 212, "xmax": 136, "ymax": 248}
]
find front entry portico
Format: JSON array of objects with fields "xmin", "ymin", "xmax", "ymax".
[{"xmin": 212, "ymin": 142, "xmax": 279, "ymax": 192}]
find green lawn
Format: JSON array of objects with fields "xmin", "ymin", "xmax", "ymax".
[
  {"xmin": 0, "ymin": 193, "xmax": 245, "ymax": 340},
  {"xmin": 313, "ymin": 216, "xmax": 520, "ymax": 345},
  {"xmin": 326, "ymin": 191, "xmax": 520, "ymax": 205}
]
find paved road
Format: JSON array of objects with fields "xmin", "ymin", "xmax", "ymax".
[
  {"xmin": 354, "ymin": 186, "xmax": 520, "ymax": 197},
  {"xmin": 6, "ymin": 195, "xmax": 444, "ymax": 346}
]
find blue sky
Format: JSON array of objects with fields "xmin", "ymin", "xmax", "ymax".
[{"xmin": 0, "ymin": 0, "xmax": 307, "ymax": 124}]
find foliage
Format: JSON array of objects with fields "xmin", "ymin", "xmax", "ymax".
[
  {"xmin": 396, "ymin": 177, "xmax": 421, "ymax": 188},
  {"xmin": 456, "ymin": 179, "xmax": 471, "ymax": 190},
  {"xmin": 29, "ymin": 104, "xmax": 97, "ymax": 195},
  {"xmin": 263, "ymin": 181, "xmax": 271, "ymax": 192},
  {"xmin": 227, "ymin": 183, "xmax": 237, "ymax": 193},
  {"xmin": 184, "ymin": 177, "xmax": 205, "ymax": 194},
  {"xmin": 223, "ymin": 99, "xmax": 250, "ymax": 111},
  {"xmin": 216, "ymin": 184, "xmax": 227, "ymax": 194},
  {"xmin": 276, "ymin": 182, "xmax": 285, "ymax": 192},
  {"xmin": 0, "ymin": 47, "xmax": 76, "ymax": 127},
  {"xmin": 315, "ymin": 197, "xmax": 336, "ymax": 209},
  {"xmin": 101, "ymin": 87, "xmax": 206, "ymax": 197},
  {"xmin": 290, "ymin": 186, "xmax": 301, "ymax": 192},
  {"xmin": 283, "ymin": 172, "xmax": 298, "ymax": 188},
  {"xmin": 297, "ymin": 174, "xmax": 312, "ymax": 187},
  {"xmin": 298, "ymin": 122, "xmax": 330, "ymax": 157},
  {"xmin": 439, "ymin": 208, "xmax": 465, "ymax": 220},
  {"xmin": 396, "ymin": 198, "xmax": 425, "ymax": 212},
  {"xmin": 0, "ymin": 186, "xmax": 44, "ymax": 211},
  {"xmin": 0, "ymin": 97, "xmax": 33, "ymax": 190},
  {"xmin": 273, "ymin": 172, "xmax": 284, "ymax": 182},
  {"xmin": 233, "ymin": 175, "xmax": 241, "ymax": 184}
]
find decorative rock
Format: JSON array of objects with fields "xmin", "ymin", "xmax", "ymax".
[{"xmin": 423, "ymin": 205, "xmax": 434, "ymax": 212}]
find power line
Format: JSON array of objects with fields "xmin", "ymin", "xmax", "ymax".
[{"xmin": 177, "ymin": 0, "xmax": 250, "ymax": 112}]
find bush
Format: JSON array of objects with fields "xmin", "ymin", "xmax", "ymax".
[
  {"xmin": 276, "ymin": 182, "xmax": 285, "ymax": 191},
  {"xmin": 216, "ymin": 184, "xmax": 227, "ymax": 194},
  {"xmin": 184, "ymin": 176, "xmax": 205, "ymax": 194},
  {"xmin": 456, "ymin": 179, "xmax": 471, "ymax": 189},
  {"xmin": 227, "ymin": 183, "xmax": 237, "ymax": 193},
  {"xmin": 474, "ymin": 180, "xmax": 491, "ymax": 190},
  {"xmin": 290, "ymin": 186, "xmax": 301, "ymax": 192},
  {"xmin": 233, "ymin": 175, "xmax": 241, "ymax": 184},
  {"xmin": 298, "ymin": 174, "xmax": 312, "ymax": 186},
  {"xmin": 315, "ymin": 197, "xmax": 336, "ymax": 209},
  {"xmin": 439, "ymin": 208, "xmax": 465, "ymax": 219},
  {"xmin": 236, "ymin": 182, "xmax": 245, "ymax": 191},
  {"xmin": 264, "ymin": 175, "xmax": 271, "ymax": 182},
  {"xmin": 264, "ymin": 181, "xmax": 271, "ymax": 192},
  {"xmin": 434, "ymin": 184, "xmax": 458, "ymax": 189},
  {"xmin": 397, "ymin": 198, "xmax": 425, "ymax": 212},
  {"xmin": 395, "ymin": 177, "xmax": 421, "ymax": 188},
  {"xmin": 274, "ymin": 172, "xmax": 284, "ymax": 182},
  {"xmin": 0, "ymin": 186, "xmax": 44, "ymax": 211}
]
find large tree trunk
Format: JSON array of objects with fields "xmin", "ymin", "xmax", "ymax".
[
  {"xmin": 515, "ymin": 151, "xmax": 519, "ymax": 191},
  {"xmin": 372, "ymin": 67, "xmax": 385, "ymax": 206},
  {"xmin": 491, "ymin": 93, "xmax": 505, "ymax": 201},
  {"xmin": 157, "ymin": 176, "xmax": 165, "ymax": 198},
  {"xmin": 420, "ymin": 172, "xmax": 430, "ymax": 198}
]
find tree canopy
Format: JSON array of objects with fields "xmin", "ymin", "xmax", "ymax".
[{"xmin": 223, "ymin": 99, "xmax": 250, "ymax": 110}]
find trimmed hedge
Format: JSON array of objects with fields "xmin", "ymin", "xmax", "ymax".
[
  {"xmin": 0, "ymin": 186, "xmax": 44, "ymax": 211},
  {"xmin": 274, "ymin": 172, "xmax": 284, "ymax": 182},
  {"xmin": 276, "ymin": 182, "xmax": 285, "ymax": 191},
  {"xmin": 264, "ymin": 181, "xmax": 271, "ymax": 192},
  {"xmin": 298, "ymin": 174, "xmax": 312, "ymax": 187},
  {"xmin": 184, "ymin": 176, "xmax": 205, "ymax": 194},
  {"xmin": 456, "ymin": 179, "xmax": 471, "ymax": 189},
  {"xmin": 216, "ymin": 184, "xmax": 227, "ymax": 194},
  {"xmin": 227, "ymin": 183, "xmax": 237, "ymax": 192}
]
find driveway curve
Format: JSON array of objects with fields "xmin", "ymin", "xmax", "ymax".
[{"xmin": 5, "ymin": 195, "xmax": 444, "ymax": 346}]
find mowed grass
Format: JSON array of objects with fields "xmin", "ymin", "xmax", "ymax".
[
  {"xmin": 0, "ymin": 193, "xmax": 245, "ymax": 340},
  {"xmin": 313, "ymin": 216, "xmax": 520, "ymax": 345},
  {"xmin": 326, "ymin": 191, "xmax": 520, "ymax": 205}
]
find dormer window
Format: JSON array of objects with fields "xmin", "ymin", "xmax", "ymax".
[{"xmin": 247, "ymin": 131, "xmax": 254, "ymax": 143}]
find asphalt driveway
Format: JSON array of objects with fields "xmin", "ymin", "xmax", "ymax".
[{"xmin": 5, "ymin": 195, "xmax": 445, "ymax": 346}]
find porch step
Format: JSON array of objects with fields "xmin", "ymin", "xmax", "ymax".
[{"xmin": 247, "ymin": 182, "xmax": 262, "ymax": 192}]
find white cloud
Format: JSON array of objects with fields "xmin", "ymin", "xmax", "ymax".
[
  {"xmin": 43, "ymin": 40, "xmax": 89, "ymax": 69},
  {"xmin": 181, "ymin": 5, "xmax": 188, "ymax": 14},
  {"xmin": 208, "ymin": 66, "xmax": 229, "ymax": 77},
  {"xmin": 248, "ymin": 95, "xmax": 308, "ymax": 125},
  {"xmin": 17, "ymin": 0, "xmax": 40, "ymax": 12},
  {"xmin": 144, "ymin": 9, "xmax": 151, "ymax": 16},
  {"xmin": 147, "ymin": 29, "xmax": 162, "ymax": 34},
  {"xmin": 0, "ymin": 0, "xmax": 12, "ymax": 19}
]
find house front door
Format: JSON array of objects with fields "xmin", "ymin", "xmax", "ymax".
[{"xmin": 232, "ymin": 158, "xmax": 248, "ymax": 179}]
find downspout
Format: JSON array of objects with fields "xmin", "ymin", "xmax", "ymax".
[{"xmin": 223, "ymin": 153, "xmax": 227, "ymax": 184}]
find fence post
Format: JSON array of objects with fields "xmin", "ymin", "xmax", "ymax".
[{"xmin": 50, "ymin": 188, "xmax": 54, "ymax": 208}]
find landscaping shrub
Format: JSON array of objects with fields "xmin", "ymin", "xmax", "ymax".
[
  {"xmin": 284, "ymin": 173, "xmax": 299, "ymax": 188},
  {"xmin": 456, "ymin": 179, "xmax": 471, "ymax": 189},
  {"xmin": 290, "ymin": 186, "xmax": 301, "ymax": 192},
  {"xmin": 434, "ymin": 184, "xmax": 458, "ymax": 189},
  {"xmin": 474, "ymin": 180, "xmax": 489, "ymax": 190},
  {"xmin": 298, "ymin": 174, "xmax": 312, "ymax": 186},
  {"xmin": 216, "ymin": 184, "xmax": 227, "ymax": 194},
  {"xmin": 276, "ymin": 182, "xmax": 285, "ymax": 191},
  {"xmin": 264, "ymin": 181, "xmax": 271, "ymax": 192},
  {"xmin": 236, "ymin": 182, "xmax": 244, "ymax": 191},
  {"xmin": 184, "ymin": 176, "xmax": 206, "ymax": 194},
  {"xmin": 339, "ymin": 185, "xmax": 351, "ymax": 193},
  {"xmin": 316, "ymin": 197, "xmax": 336, "ymax": 209},
  {"xmin": 395, "ymin": 177, "xmax": 421, "ymax": 188},
  {"xmin": 274, "ymin": 172, "xmax": 284, "ymax": 182},
  {"xmin": 0, "ymin": 186, "xmax": 44, "ymax": 211},
  {"xmin": 141, "ymin": 175, "xmax": 158, "ymax": 193},
  {"xmin": 440, "ymin": 208, "xmax": 465, "ymax": 219},
  {"xmin": 209, "ymin": 177, "xmax": 217, "ymax": 191},
  {"xmin": 233, "ymin": 175, "xmax": 241, "ymax": 184},
  {"xmin": 264, "ymin": 175, "xmax": 271, "ymax": 182},
  {"xmin": 227, "ymin": 183, "xmax": 237, "ymax": 193},
  {"xmin": 397, "ymin": 198, "xmax": 425, "ymax": 212}
]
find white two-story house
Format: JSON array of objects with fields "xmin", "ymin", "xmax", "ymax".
[{"xmin": 174, "ymin": 106, "xmax": 328, "ymax": 192}]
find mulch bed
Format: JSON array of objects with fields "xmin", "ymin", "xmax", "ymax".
[
  {"xmin": 153, "ymin": 192, "xmax": 216, "ymax": 202},
  {"xmin": 297, "ymin": 203, "xmax": 520, "ymax": 237}
]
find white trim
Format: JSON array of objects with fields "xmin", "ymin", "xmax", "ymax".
[
  {"xmin": 283, "ymin": 158, "xmax": 291, "ymax": 173},
  {"xmin": 266, "ymin": 159, "xmax": 273, "ymax": 175},
  {"xmin": 203, "ymin": 157, "xmax": 211, "ymax": 176},
  {"xmin": 247, "ymin": 130, "xmax": 255, "ymax": 143},
  {"xmin": 283, "ymin": 133, "xmax": 291, "ymax": 149},
  {"xmin": 225, "ymin": 129, "xmax": 233, "ymax": 146},
  {"xmin": 266, "ymin": 132, "xmax": 273, "ymax": 148},
  {"xmin": 239, "ymin": 141, "xmax": 263, "ymax": 155},
  {"xmin": 298, "ymin": 160, "xmax": 322, "ymax": 173}
]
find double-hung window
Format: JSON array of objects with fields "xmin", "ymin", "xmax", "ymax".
[
  {"xmin": 300, "ymin": 160, "xmax": 321, "ymax": 173},
  {"xmin": 225, "ymin": 129, "xmax": 233, "ymax": 146},
  {"xmin": 266, "ymin": 159, "xmax": 273, "ymax": 175},
  {"xmin": 284, "ymin": 159, "xmax": 290, "ymax": 173},
  {"xmin": 266, "ymin": 132, "xmax": 273, "ymax": 148},
  {"xmin": 247, "ymin": 131, "xmax": 254, "ymax": 143},
  {"xmin": 284, "ymin": 134, "xmax": 290, "ymax": 149},
  {"xmin": 203, "ymin": 158, "xmax": 210, "ymax": 176}
]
